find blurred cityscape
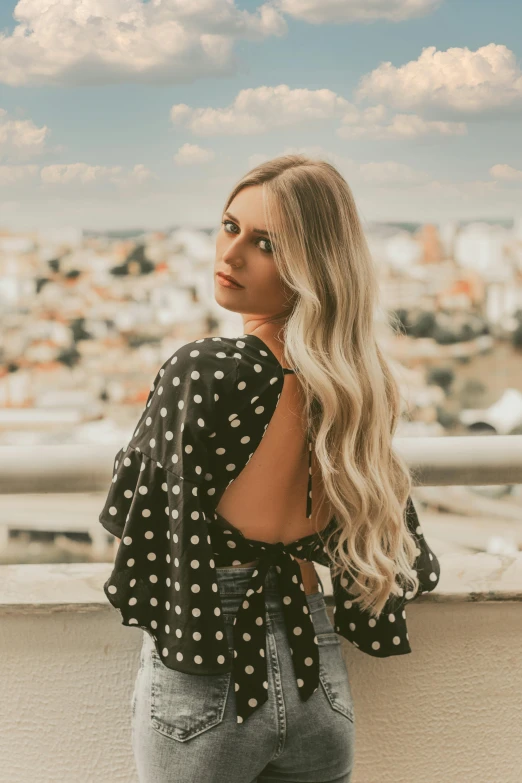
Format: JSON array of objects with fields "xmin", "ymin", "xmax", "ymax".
[{"xmin": 1, "ymin": 217, "xmax": 522, "ymax": 566}]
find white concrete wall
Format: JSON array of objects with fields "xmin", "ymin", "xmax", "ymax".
[{"xmin": 0, "ymin": 556, "xmax": 521, "ymax": 783}]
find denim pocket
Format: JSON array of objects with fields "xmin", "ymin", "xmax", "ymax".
[
  {"xmin": 149, "ymin": 621, "xmax": 234, "ymax": 742},
  {"xmin": 316, "ymin": 632, "xmax": 355, "ymax": 723}
]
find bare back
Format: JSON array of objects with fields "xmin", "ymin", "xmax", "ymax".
[{"xmin": 215, "ymin": 331, "xmax": 335, "ymax": 549}]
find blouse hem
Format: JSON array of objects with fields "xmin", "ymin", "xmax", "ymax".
[{"xmin": 99, "ymin": 512, "xmax": 124, "ymax": 539}]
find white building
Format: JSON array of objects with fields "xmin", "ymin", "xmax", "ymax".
[{"xmin": 454, "ymin": 223, "xmax": 512, "ymax": 281}]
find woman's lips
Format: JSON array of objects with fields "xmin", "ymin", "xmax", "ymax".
[{"xmin": 216, "ymin": 273, "xmax": 244, "ymax": 289}]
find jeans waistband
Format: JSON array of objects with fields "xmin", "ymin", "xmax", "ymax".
[{"xmin": 215, "ymin": 563, "xmax": 326, "ymax": 618}]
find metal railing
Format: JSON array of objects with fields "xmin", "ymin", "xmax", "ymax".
[{"xmin": 0, "ymin": 435, "xmax": 521, "ymax": 494}]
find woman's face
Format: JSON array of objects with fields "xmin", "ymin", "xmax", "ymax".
[{"xmin": 214, "ymin": 184, "xmax": 293, "ymax": 330}]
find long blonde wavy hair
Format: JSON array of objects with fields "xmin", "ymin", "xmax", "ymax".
[{"xmin": 222, "ymin": 154, "xmax": 420, "ymax": 617}]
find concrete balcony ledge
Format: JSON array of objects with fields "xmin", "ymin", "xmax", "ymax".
[
  {"xmin": 0, "ymin": 552, "xmax": 521, "ymax": 612},
  {"xmin": 1, "ymin": 552, "xmax": 522, "ymax": 783}
]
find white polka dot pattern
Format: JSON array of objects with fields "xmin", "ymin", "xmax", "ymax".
[{"xmin": 99, "ymin": 334, "xmax": 441, "ymax": 726}]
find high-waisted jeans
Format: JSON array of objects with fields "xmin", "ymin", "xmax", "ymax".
[{"xmin": 131, "ymin": 564, "xmax": 356, "ymax": 782}]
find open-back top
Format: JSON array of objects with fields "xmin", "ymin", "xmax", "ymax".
[{"xmin": 98, "ymin": 333, "xmax": 441, "ymax": 725}]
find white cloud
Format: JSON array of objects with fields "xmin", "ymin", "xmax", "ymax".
[
  {"xmin": 356, "ymin": 177, "xmax": 516, "ymax": 223},
  {"xmin": 40, "ymin": 163, "xmax": 123, "ymax": 184},
  {"xmin": 3, "ymin": 151, "xmax": 519, "ymax": 229},
  {"xmin": 44, "ymin": 163, "xmax": 153, "ymax": 187},
  {"xmin": 171, "ymin": 87, "xmax": 468, "ymax": 141},
  {"xmin": 244, "ymin": 146, "xmax": 522, "ymax": 216},
  {"xmin": 0, "ymin": 164, "xmax": 39, "ymax": 186},
  {"xmin": 0, "ymin": 0, "xmax": 446, "ymax": 90},
  {"xmin": 0, "ymin": 0, "xmax": 286, "ymax": 87},
  {"xmin": 0, "ymin": 161, "xmax": 155, "ymax": 187},
  {"xmin": 128, "ymin": 163, "xmax": 155, "ymax": 184},
  {"xmin": 276, "ymin": 0, "xmax": 442, "ymax": 24},
  {"xmin": 337, "ymin": 108, "xmax": 467, "ymax": 140},
  {"xmin": 170, "ymin": 85, "xmax": 353, "ymax": 135},
  {"xmin": 239, "ymin": 145, "xmax": 521, "ymax": 221},
  {"xmin": 490, "ymin": 164, "xmax": 522, "ymax": 183},
  {"xmin": 245, "ymin": 144, "xmax": 430, "ymax": 186},
  {"xmin": 0, "ymin": 108, "xmax": 50, "ymax": 162},
  {"xmin": 173, "ymin": 143, "xmax": 215, "ymax": 165},
  {"xmin": 357, "ymin": 160, "xmax": 430, "ymax": 186},
  {"xmin": 355, "ymin": 44, "xmax": 522, "ymax": 114}
]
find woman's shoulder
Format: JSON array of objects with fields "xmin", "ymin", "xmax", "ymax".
[
  {"xmin": 162, "ymin": 336, "xmax": 238, "ymax": 383},
  {"xmin": 163, "ymin": 334, "xmax": 287, "ymax": 402}
]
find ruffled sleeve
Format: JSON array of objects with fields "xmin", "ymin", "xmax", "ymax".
[
  {"xmin": 331, "ymin": 495, "xmax": 440, "ymax": 657},
  {"xmin": 98, "ymin": 341, "xmax": 238, "ymax": 673}
]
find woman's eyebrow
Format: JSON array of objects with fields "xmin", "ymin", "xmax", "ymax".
[{"xmin": 223, "ymin": 211, "xmax": 276, "ymax": 239}]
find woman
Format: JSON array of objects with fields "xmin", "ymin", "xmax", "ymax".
[{"xmin": 100, "ymin": 154, "xmax": 440, "ymax": 782}]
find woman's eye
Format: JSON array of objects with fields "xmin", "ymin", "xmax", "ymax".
[
  {"xmin": 258, "ymin": 238, "xmax": 273, "ymax": 254},
  {"xmin": 221, "ymin": 220, "xmax": 273, "ymax": 254},
  {"xmin": 222, "ymin": 219, "xmax": 237, "ymax": 234}
]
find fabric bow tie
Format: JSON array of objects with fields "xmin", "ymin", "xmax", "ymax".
[{"xmin": 231, "ymin": 541, "xmax": 320, "ymax": 725}]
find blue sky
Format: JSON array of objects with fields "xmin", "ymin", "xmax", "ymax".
[{"xmin": 1, "ymin": 0, "xmax": 521, "ymax": 231}]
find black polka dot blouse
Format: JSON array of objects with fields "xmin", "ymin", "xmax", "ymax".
[{"xmin": 99, "ymin": 333, "xmax": 441, "ymax": 725}]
